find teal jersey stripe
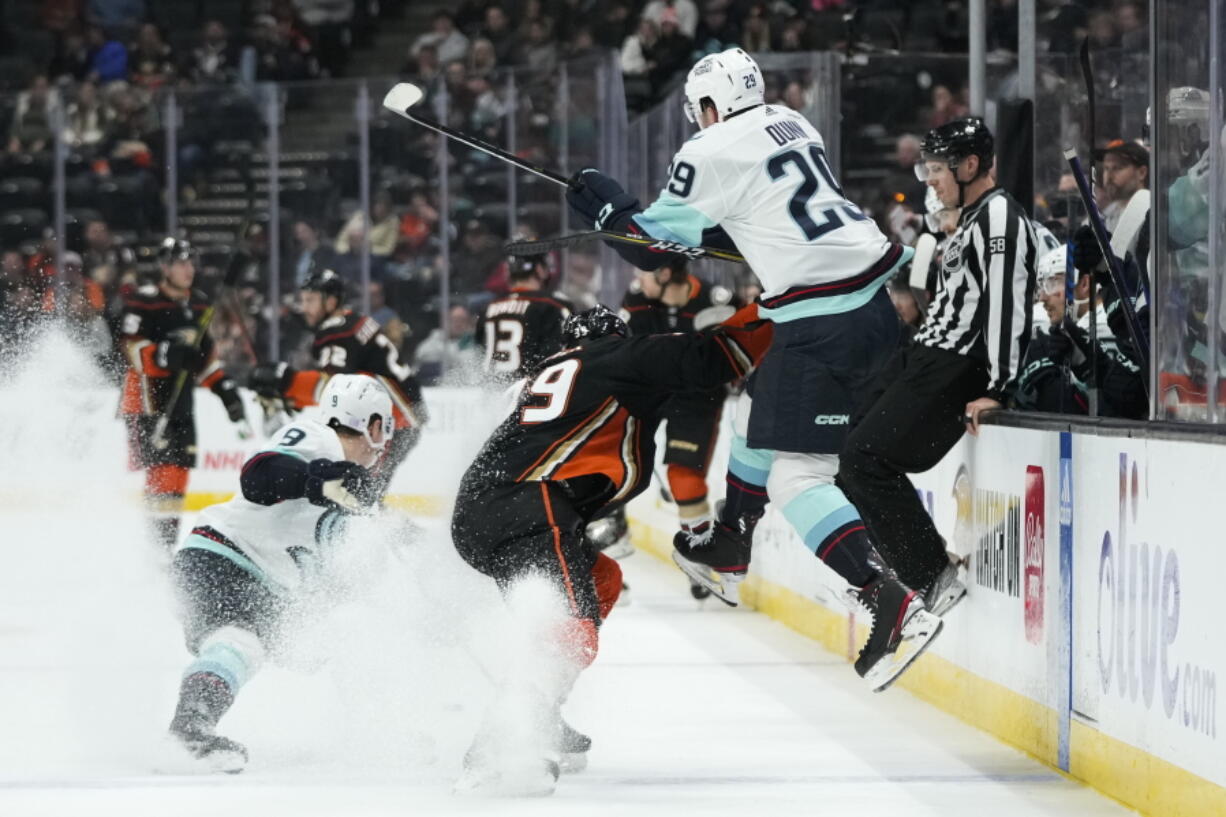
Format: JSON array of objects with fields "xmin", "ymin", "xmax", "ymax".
[
  {"xmin": 758, "ymin": 245, "xmax": 914, "ymax": 323},
  {"xmin": 182, "ymin": 535, "xmax": 291, "ymax": 597},
  {"xmin": 634, "ymin": 196, "xmax": 717, "ymax": 247}
]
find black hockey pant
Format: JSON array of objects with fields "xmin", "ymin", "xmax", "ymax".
[{"xmin": 837, "ymin": 344, "xmax": 987, "ymax": 590}]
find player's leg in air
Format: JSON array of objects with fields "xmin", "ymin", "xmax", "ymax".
[
  {"xmin": 674, "ymin": 292, "xmax": 943, "ymax": 691},
  {"xmin": 662, "ymin": 390, "xmax": 725, "ymax": 600},
  {"xmin": 451, "ymin": 480, "xmax": 622, "ymax": 795},
  {"xmin": 164, "ymin": 545, "xmax": 283, "ymax": 773}
]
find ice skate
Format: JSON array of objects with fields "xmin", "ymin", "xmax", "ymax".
[
  {"xmin": 587, "ymin": 511, "xmax": 634, "ymax": 560},
  {"xmin": 555, "ymin": 718, "xmax": 591, "ymax": 773},
  {"xmin": 854, "ymin": 575, "xmax": 943, "ymax": 692},
  {"xmin": 165, "ymin": 720, "xmax": 249, "ymax": 774},
  {"xmin": 920, "ymin": 553, "xmax": 967, "ymax": 617},
  {"xmin": 671, "ymin": 521, "xmax": 751, "ymax": 607}
]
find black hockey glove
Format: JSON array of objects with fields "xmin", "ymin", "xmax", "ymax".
[
  {"xmin": 305, "ymin": 459, "xmax": 377, "ymax": 514},
  {"xmin": 156, "ymin": 339, "xmax": 203, "ymax": 372},
  {"xmin": 213, "ymin": 377, "xmax": 252, "ymax": 439},
  {"xmin": 1072, "ymin": 224, "xmax": 1106, "ymax": 279},
  {"xmin": 248, "ymin": 362, "xmax": 297, "ymax": 398},
  {"xmin": 566, "ymin": 168, "xmax": 640, "ymax": 231}
]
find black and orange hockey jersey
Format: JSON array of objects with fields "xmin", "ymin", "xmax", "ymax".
[
  {"xmin": 459, "ymin": 306, "xmax": 771, "ymax": 518},
  {"xmin": 118, "ymin": 283, "xmax": 231, "ymax": 419},
  {"xmin": 475, "ymin": 286, "xmax": 574, "ymax": 383},
  {"xmin": 282, "ymin": 310, "xmax": 427, "ymax": 430}
]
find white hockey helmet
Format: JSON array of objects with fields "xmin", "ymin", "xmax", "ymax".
[
  {"xmin": 1035, "ymin": 247, "xmax": 1067, "ymax": 297},
  {"xmin": 319, "ymin": 374, "xmax": 394, "ymax": 451},
  {"xmin": 683, "ymin": 48, "xmax": 765, "ymax": 126}
]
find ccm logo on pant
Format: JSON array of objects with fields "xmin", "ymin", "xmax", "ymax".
[{"xmin": 814, "ymin": 414, "xmax": 850, "ymax": 425}]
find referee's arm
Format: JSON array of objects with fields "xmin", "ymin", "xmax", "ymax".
[{"xmin": 967, "ymin": 197, "xmax": 1036, "ymax": 433}]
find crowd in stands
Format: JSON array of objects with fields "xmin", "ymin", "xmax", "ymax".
[{"xmin": 0, "ymin": 0, "xmax": 1168, "ymax": 406}]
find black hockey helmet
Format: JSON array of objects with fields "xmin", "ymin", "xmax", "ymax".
[
  {"xmin": 508, "ymin": 253, "xmax": 549, "ymax": 281},
  {"xmin": 301, "ymin": 268, "xmax": 347, "ymax": 302},
  {"xmin": 158, "ymin": 236, "xmax": 197, "ymax": 265},
  {"xmin": 562, "ymin": 304, "xmax": 627, "ymax": 345},
  {"xmin": 916, "ymin": 117, "xmax": 994, "ymax": 179}
]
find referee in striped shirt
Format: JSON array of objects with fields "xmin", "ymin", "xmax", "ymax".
[{"xmin": 837, "ymin": 117, "xmax": 1038, "ymax": 614}]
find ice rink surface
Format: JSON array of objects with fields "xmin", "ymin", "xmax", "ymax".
[
  {"xmin": 0, "ymin": 526, "xmax": 1134, "ymax": 817},
  {"xmin": 0, "ymin": 337, "xmax": 1134, "ymax": 816}
]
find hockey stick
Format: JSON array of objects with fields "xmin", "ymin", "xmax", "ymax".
[
  {"xmin": 506, "ymin": 230, "xmax": 747, "ymax": 265},
  {"xmin": 382, "ymin": 83, "xmax": 576, "ymax": 190},
  {"xmin": 1078, "ymin": 37, "xmax": 1100, "ymax": 415},
  {"xmin": 151, "ymin": 254, "xmax": 245, "ymax": 450},
  {"xmin": 1063, "ymin": 149, "xmax": 1151, "ymax": 374}
]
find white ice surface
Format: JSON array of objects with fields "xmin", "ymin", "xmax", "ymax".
[{"xmin": 0, "ymin": 518, "xmax": 1135, "ymax": 817}]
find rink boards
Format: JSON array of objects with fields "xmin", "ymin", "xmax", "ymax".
[{"xmin": 177, "ymin": 387, "xmax": 1223, "ymax": 817}]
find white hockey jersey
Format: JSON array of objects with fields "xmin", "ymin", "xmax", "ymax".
[
  {"xmin": 632, "ymin": 103, "xmax": 907, "ymax": 322},
  {"xmin": 184, "ymin": 417, "xmax": 348, "ymax": 595}
]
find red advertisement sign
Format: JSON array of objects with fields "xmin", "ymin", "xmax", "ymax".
[{"xmin": 1024, "ymin": 465, "xmax": 1045, "ymax": 644}]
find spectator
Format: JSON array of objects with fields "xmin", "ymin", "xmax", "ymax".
[
  {"xmin": 64, "ymin": 81, "xmax": 111, "ymax": 149},
  {"xmin": 331, "ymin": 223, "xmax": 387, "ymax": 284},
  {"xmin": 594, "ymin": 2, "xmax": 635, "ymax": 50},
  {"xmin": 480, "ymin": 6, "xmax": 516, "ymax": 65},
  {"xmin": 100, "ymin": 84, "xmax": 155, "ymax": 165},
  {"xmin": 185, "ymin": 19, "xmax": 242, "ymax": 84},
  {"xmin": 451, "ymin": 219, "xmax": 502, "ymax": 297},
  {"xmin": 367, "ymin": 281, "xmax": 408, "ymax": 349},
  {"xmin": 293, "ymin": 0, "xmax": 355, "ymax": 77},
  {"xmin": 642, "ymin": 0, "xmax": 699, "ymax": 40},
  {"xmin": 86, "ymin": 24, "xmax": 129, "ymax": 82},
  {"xmin": 413, "ymin": 304, "xmax": 482, "ymax": 385},
  {"xmin": 467, "ymin": 74, "xmax": 507, "ymax": 140},
  {"xmin": 1086, "ymin": 9, "xmax": 1117, "ymax": 49},
  {"xmin": 82, "ymin": 218, "xmax": 136, "ymax": 300},
  {"xmin": 335, "ymin": 192, "xmax": 400, "ymax": 258},
  {"xmin": 516, "ymin": 19, "xmax": 557, "ymax": 73},
  {"xmin": 567, "ymin": 25, "xmax": 598, "ymax": 60},
  {"xmin": 1096, "ymin": 140, "xmax": 1149, "ymax": 231},
  {"xmin": 468, "ymin": 37, "xmax": 498, "ymax": 78},
  {"xmin": 290, "ymin": 220, "xmax": 339, "ymax": 287},
  {"xmin": 779, "ymin": 17, "xmax": 811, "ymax": 52},
  {"xmin": 693, "ymin": 2, "xmax": 740, "ymax": 57},
  {"xmin": 49, "ymin": 27, "xmax": 94, "ymax": 81},
  {"xmin": 927, "ymin": 84, "xmax": 968, "ymax": 128},
  {"xmin": 647, "ymin": 8, "xmax": 692, "ymax": 89},
  {"xmin": 621, "ymin": 19, "xmax": 659, "ymax": 77},
  {"xmin": 128, "ymin": 22, "xmax": 176, "ymax": 89},
  {"xmin": 741, "ymin": 3, "xmax": 771, "ymax": 52},
  {"xmin": 399, "ymin": 190, "xmax": 439, "ymax": 253},
  {"xmin": 412, "ymin": 11, "xmax": 470, "ymax": 66},
  {"xmin": 7, "ymin": 75, "xmax": 59, "ymax": 154},
  {"xmin": 251, "ymin": 13, "xmax": 320, "ymax": 81},
  {"xmin": 1117, "ymin": 1, "xmax": 1146, "ymax": 50},
  {"xmin": 879, "ymin": 134, "xmax": 928, "ymax": 213}
]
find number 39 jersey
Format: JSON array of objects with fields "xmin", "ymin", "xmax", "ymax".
[
  {"xmin": 630, "ymin": 104, "xmax": 899, "ymax": 322},
  {"xmin": 187, "ymin": 418, "xmax": 346, "ymax": 594},
  {"xmin": 459, "ymin": 311, "xmax": 772, "ymax": 517},
  {"xmin": 475, "ymin": 287, "xmax": 574, "ymax": 383}
]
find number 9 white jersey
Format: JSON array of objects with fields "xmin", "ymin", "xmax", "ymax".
[
  {"xmin": 631, "ymin": 104, "xmax": 898, "ymax": 323},
  {"xmin": 187, "ymin": 418, "xmax": 347, "ymax": 595}
]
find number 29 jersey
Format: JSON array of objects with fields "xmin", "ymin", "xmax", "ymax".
[
  {"xmin": 187, "ymin": 417, "xmax": 345, "ymax": 594},
  {"xmin": 630, "ymin": 104, "xmax": 899, "ymax": 322}
]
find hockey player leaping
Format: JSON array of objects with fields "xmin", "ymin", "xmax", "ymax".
[
  {"xmin": 565, "ymin": 48, "xmax": 939, "ymax": 691},
  {"xmin": 163, "ymin": 374, "xmax": 391, "ymax": 772}
]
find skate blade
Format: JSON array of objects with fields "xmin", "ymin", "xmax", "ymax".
[
  {"xmin": 864, "ymin": 609, "xmax": 943, "ymax": 693},
  {"xmin": 671, "ymin": 550, "xmax": 740, "ymax": 607},
  {"xmin": 927, "ymin": 579, "xmax": 967, "ymax": 618},
  {"xmin": 153, "ymin": 738, "xmax": 246, "ymax": 775}
]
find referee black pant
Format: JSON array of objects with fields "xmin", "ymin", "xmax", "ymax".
[{"xmin": 836, "ymin": 344, "xmax": 988, "ymax": 590}]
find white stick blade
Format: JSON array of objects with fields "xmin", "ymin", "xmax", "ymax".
[{"xmin": 382, "ymin": 83, "xmax": 424, "ymax": 113}]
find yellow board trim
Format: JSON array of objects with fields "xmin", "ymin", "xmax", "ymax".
[
  {"xmin": 184, "ymin": 492, "xmax": 447, "ymax": 516},
  {"xmin": 627, "ymin": 513, "xmax": 1226, "ymax": 817}
]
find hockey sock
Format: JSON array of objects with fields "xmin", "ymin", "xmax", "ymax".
[
  {"xmin": 722, "ymin": 433, "xmax": 772, "ymax": 528},
  {"xmin": 781, "ymin": 483, "xmax": 877, "ymax": 588},
  {"xmin": 172, "ymin": 671, "xmax": 236, "ymax": 732},
  {"xmin": 669, "ymin": 464, "xmax": 712, "ymax": 543},
  {"xmin": 591, "ymin": 553, "xmax": 623, "ymax": 620},
  {"xmin": 183, "ymin": 626, "xmax": 266, "ymax": 705},
  {"xmin": 146, "ymin": 465, "xmax": 188, "ymax": 549}
]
